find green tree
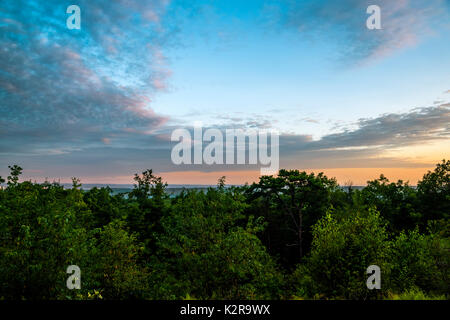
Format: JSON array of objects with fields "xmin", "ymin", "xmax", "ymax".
[
  {"xmin": 293, "ymin": 208, "xmax": 391, "ymax": 299},
  {"xmin": 389, "ymin": 228, "xmax": 449, "ymax": 295},
  {"xmin": 360, "ymin": 175, "xmax": 420, "ymax": 233},
  {"xmin": 7, "ymin": 165, "xmax": 22, "ymax": 186},
  {"xmin": 246, "ymin": 170, "xmax": 339, "ymax": 268},
  {"xmin": 87, "ymin": 220, "xmax": 150, "ymax": 299},
  {"xmin": 127, "ymin": 170, "xmax": 169, "ymax": 256},
  {"xmin": 417, "ymin": 159, "xmax": 449, "ymax": 225},
  {"xmin": 83, "ymin": 187, "xmax": 126, "ymax": 228},
  {"xmin": 0, "ymin": 177, "xmax": 93, "ymax": 299},
  {"xmin": 151, "ymin": 186, "xmax": 283, "ymax": 299}
]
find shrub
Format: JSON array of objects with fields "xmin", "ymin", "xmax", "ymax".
[
  {"xmin": 386, "ymin": 287, "xmax": 446, "ymax": 300},
  {"xmin": 389, "ymin": 228, "xmax": 449, "ymax": 295},
  {"xmin": 292, "ymin": 208, "xmax": 391, "ymax": 299}
]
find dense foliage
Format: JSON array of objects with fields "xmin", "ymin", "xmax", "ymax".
[{"xmin": 0, "ymin": 161, "xmax": 448, "ymax": 300}]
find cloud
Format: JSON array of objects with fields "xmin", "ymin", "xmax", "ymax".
[
  {"xmin": 0, "ymin": 1, "xmax": 448, "ymax": 181},
  {"xmin": 311, "ymin": 104, "xmax": 450, "ymax": 149},
  {"xmin": 2, "ymin": 103, "xmax": 448, "ymax": 181},
  {"xmin": 278, "ymin": 103, "xmax": 450, "ymax": 168},
  {"xmin": 263, "ymin": 0, "xmax": 450, "ymax": 63},
  {"xmin": 150, "ymin": 104, "xmax": 449, "ymax": 173},
  {"xmin": 0, "ymin": 0, "xmax": 173, "ymax": 157}
]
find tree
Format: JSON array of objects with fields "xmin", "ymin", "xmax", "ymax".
[
  {"xmin": 151, "ymin": 187, "xmax": 283, "ymax": 299},
  {"xmin": 389, "ymin": 228, "xmax": 449, "ymax": 295},
  {"xmin": 0, "ymin": 179, "xmax": 93, "ymax": 299},
  {"xmin": 417, "ymin": 159, "xmax": 449, "ymax": 225},
  {"xmin": 1, "ymin": 163, "xmax": 448, "ymax": 300},
  {"xmin": 246, "ymin": 170, "xmax": 339, "ymax": 268},
  {"xmin": 127, "ymin": 169, "xmax": 169, "ymax": 256},
  {"xmin": 360, "ymin": 175, "xmax": 420, "ymax": 233},
  {"xmin": 7, "ymin": 165, "xmax": 22, "ymax": 186},
  {"xmin": 83, "ymin": 187, "xmax": 125, "ymax": 228},
  {"xmin": 293, "ymin": 208, "xmax": 391, "ymax": 299},
  {"xmin": 88, "ymin": 220, "xmax": 150, "ymax": 299}
]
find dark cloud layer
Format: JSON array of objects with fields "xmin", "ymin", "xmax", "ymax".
[
  {"xmin": 163, "ymin": 103, "xmax": 450, "ymax": 172},
  {"xmin": 279, "ymin": 104, "xmax": 450, "ymax": 168},
  {"xmin": 311, "ymin": 104, "xmax": 450, "ymax": 149}
]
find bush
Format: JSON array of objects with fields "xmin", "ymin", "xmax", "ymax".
[
  {"xmin": 386, "ymin": 287, "xmax": 446, "ymax": 300},
  {"xmin": 389, "ymin": 228, "xmax": 449, "ymax": 295},
  {"xmin": 87, "ymin": 220, "xmax": 150, "ymax": 299},
  {"xmin": 292, "ymin": 208, "xmax": 391, "ymax": 299}
]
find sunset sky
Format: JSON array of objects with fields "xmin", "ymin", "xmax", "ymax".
[{"xmin": 1, "ymin": 0, "xmax": 449, "ymax": 186}]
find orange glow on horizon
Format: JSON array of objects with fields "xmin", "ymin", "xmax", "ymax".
[
  {"xmin": 157, "ymin": 167, "xmax": 434, "ymax": 186},
  {"xmin": 22, "ymin": 167, "xmax": 437, "ymax": 186}
]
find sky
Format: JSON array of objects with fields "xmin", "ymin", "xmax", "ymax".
[{"xmin": 0, "ymin": 0, "xmax": 449, "ymax": 186}]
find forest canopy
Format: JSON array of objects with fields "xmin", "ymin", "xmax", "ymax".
[{"xmin": 0, "ymin": 161, "xmax": 448, "ymax": 300}]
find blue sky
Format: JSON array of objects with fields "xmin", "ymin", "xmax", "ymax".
[
  {"xmin": 0, "ymin": 0, "xmax": 449, "ymax": 184},
  {"xmin": 158, "ymin": 0, "xmax": 450, "ymax": 134}
]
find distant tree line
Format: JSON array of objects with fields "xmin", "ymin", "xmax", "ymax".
[{"xmin": 0, "ymin": 160, "xmax": 448, "ymax": 300}]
